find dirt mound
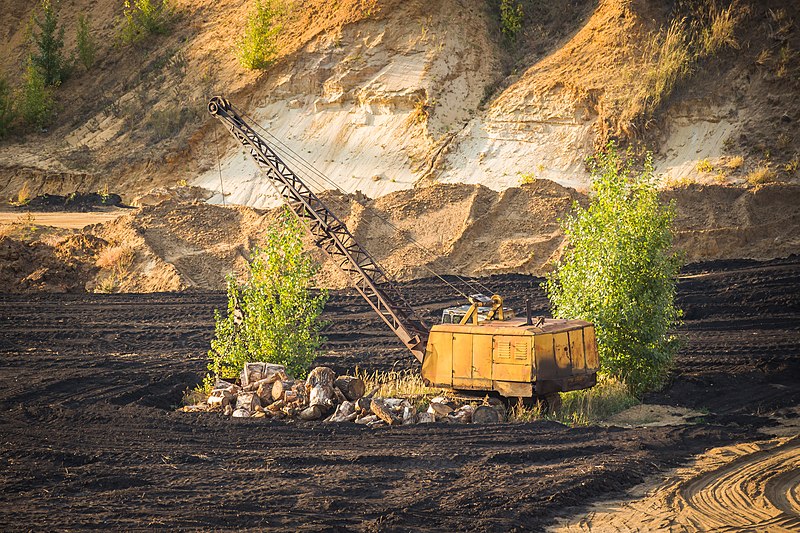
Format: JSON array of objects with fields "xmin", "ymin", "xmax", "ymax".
[
  {"xmin": 2, "ymin": 180, "xmax": 799, "ymax": 292},
  {"xmin": 0, "ymin": 234, "xmax": 106, "ymax": 292},
  {"xmin": 552, "ymin": 436, "xmax": 800, "ymax": 532}
]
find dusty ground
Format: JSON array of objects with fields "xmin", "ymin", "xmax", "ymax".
[
  {"xmin": 2, "ymin": 180, "xmax": 798, "ymax": 293},
  {"xmin": 0, "ymin": 257, "xmax": 797, "ymax": 530}
]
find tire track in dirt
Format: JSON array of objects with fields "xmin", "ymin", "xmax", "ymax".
[{"xmin": 551, "ymin": 436, "xmax": 800, "ymax": 532}]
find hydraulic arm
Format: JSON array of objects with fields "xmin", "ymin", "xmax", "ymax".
[{"xmin": 208, "ymin": 97, "xmax": 428, "ymax": 362}]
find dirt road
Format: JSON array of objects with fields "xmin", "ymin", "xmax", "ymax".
[
  {"xmin": 552, "ymin": 436, "xmax": 800, "ymax": 532},
  {"xmin": 0, "ymin": 257, "xmax": 797, "ymax": 530},
  {"xmin": 0, "ymin": 208, "xmax": 130, "ymax": 229}
]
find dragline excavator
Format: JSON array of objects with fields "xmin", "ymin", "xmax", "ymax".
[{"xmin": 208, "ymin": 96, "xmax": 599, "ymax": 405}]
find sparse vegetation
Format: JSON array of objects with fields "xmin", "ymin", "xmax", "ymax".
[
  {"xmin": 237, "ymin": 0, "xmax": 285, "ymax": 70},
  {"xmin": 76, "ymin": 15, "xmax": 96, "ymax": 70},
  {"xmin": 18, "ymin": 63, "xmax": 55, "ymax": 129},
  {"xmin": 410, "ymin": 97, "xmax": 433, "ymax": 124},
  {"xmin": 785, "ymin": 157, "xmax": 799, "ymax": 175},
  {"xmin": 699, "ymin": 3, "xmax": 742, "ymax": 58},
  {"xmin": 499, "ymin": 0, "xmax": 524, "ymax": 42},
  {"xmin": 0, "ymin": 75, "xmax": 15, "ymax": 139},
  {"xmin": 118, "ymin": 0, "xmax": 174, "ymax": 45},
  {"xmin": 618, "ymin": 2, "xmax": 746, "ymax": 137},
  {"xmin": 96, "ymin": 245, "xmax": 135, "ymax": 277},
  {"xmin": 696, "ymin": 159, "xmax": 713, "ymax": 173},
  {"xmin": 30, "ymin": 0, "xmax": 67, "ymax": 86},
  {"xmin": 545, "ymin": 143, "xmax": 682, "ymax": 394},
  {"xmin": 207, "ymin": 209, "xmax": 328, "ymax": 381},
  {"xmin": 146, "ymin": 106, "xmax": 197, "ymax": 142},
  {"xmin": 726, "ymin": 155, "xmax": 744, "ymax": 170},
  {"xmin": 518, "ymin": 172, "xmax": 536, "ymax": 185},
  {"xmin": 746, "ymin": 166, "xmax": 777, "ymax": 186},
  {"xmin": 16, "ymin": 182, "xmax": 33, "ymax": 205},
  {"xmin": 508, "ymin": 375, "xmax": 638, "ymax": 425}
]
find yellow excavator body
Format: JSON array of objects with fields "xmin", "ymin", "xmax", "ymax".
[{"xmin": 421, "ymin": 318, "xmax": 599, "ymax": 398}]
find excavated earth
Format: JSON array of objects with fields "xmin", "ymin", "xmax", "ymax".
[{"xmin": 0, "ymin": 257, "xmax": 798, "ymax": 530}]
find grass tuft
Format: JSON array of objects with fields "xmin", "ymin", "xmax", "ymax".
[{"xmin": 745, "ymin": 166, "xmax": 777, "ymax": 186}]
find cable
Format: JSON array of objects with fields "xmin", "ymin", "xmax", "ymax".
[
  {"xmin": 213, "ymin": 125, "xmax": 227, "ymax": 206},
  {"xmin": 232, "ymin": 104, "xmax": 497, "ymax": 298}
]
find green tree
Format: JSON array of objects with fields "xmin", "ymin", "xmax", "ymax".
[
  {"xmin": 76, "ymin": 15, "xmax": 96, "ymax": 70},
  {"xmin": 19, "ymin": 63, "xmax": 55, "ymax": 128},
  {"xmin": 208, "ymin": 208, "xmax": 328, "ymax": 380},
  {"xmin": 545, "ymin": 143, "xmax": 682, "ymax": 394},
  {"xmin": 0, "ymin": 74, "xmax": 15, "ymax": 138},
  {"xmin": 118, "ymin": 0, "xmax": 174, "ymax": 45},
  {"xmin": 237, "ymin": 0, "xmax": 284, "ymax": 70},
  {"xmin": 30, "ymin": 0, "xmax": 66, "ymax": 86},
  {"xmin": 499, "ymin": 0, "xmax": 524, "ymax": 41}
]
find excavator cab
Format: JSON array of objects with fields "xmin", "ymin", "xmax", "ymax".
[{"xmin": 440, "ymin": 294, "xmax": 515, "ymax": 324}]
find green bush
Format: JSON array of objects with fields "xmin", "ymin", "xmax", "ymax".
[
  {"xmin": 499, "ymin": 0, "xmax": 524, "ymax": 41},
  {"xmin": 30, "ymin": 0, "xmax": 67, "ymax": 86},
  {"xmin": 207, "ymin": 209, "xmax": 328, "ymax": 380},
  {"xmin": 545, "ymin": 143, "xmax": 682, "ymax": 394},
  {"xmin": 118, "ymin": 0, "xmax": 174, "ymax": 45},
  {"xmin": 19, "ymin": 63, "xmax": 55, "ymax": 128},
  {"xmin": 237, "ymin": 0, "xmax": 285, "ymax": 70},
  {"xmin": 76, "ymin": 15, "xmax": 96, "ymax": 70},
  {"xmin": 0, "ymin": 75, "xmax": 15, "ymax": 138}
]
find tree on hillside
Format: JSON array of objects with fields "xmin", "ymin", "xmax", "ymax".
[
  {"xmin": 237, "ymin": 0, "xmax": 284, "ymax": 70},
  {"xmin": 76, "ymin": 15, "xmax": 97, "ymax": 70},
  {"xmin": 19, "ymin": 63, "xmax": 55, "ymax": 128},
  {"xmin": 30, "ymin": 0, "xmax": 67, "ymax": 86},
  {"xmin": 545, "ymin": 143, "xmax": 682, "ymax": 394},
  {"xmin": 0, "ymin": 75, "xmax": 15, "ymax": 138},
  {"xmin": 207, "ymin": 208, "xmax": 328, "ymax": 380}
]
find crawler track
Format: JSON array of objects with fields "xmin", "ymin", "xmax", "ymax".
[{"xmin": 0, "ymin": 257, "xmax": 798, "ymax": 530}]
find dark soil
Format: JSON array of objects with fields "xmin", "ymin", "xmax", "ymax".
[
  {"xmin": 21, "ymin": 192, "xmax": 124, "ymax": 211},
  {"xmin": 1, "ymin": 257, "xmax": 798, "ymax": 531}
]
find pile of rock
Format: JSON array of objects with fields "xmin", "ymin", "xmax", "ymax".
[{"xmin": 188, "ymin": 363, "xmax": 505, "ymax": 426}]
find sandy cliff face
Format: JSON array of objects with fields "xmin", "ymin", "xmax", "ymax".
[{"xmin": 0, "ymin": 0, "xmax": 797, "ymax": 205}]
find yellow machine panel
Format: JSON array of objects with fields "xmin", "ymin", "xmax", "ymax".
[
  {"xmin": 421, "ymin": 318, "xmax": 599, "ymax": 397},
  {"xmin": 452, "ymin": 334, "xmax": 473, "ymax": 388}
]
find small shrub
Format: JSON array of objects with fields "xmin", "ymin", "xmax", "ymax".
[
  {"xmin": 518, "ymin": 172, "xmax": 536, "ymax": 185},
  {"xmin": 16, "ymin": 182, "xmax": 32, "ymax": 205},
  {"xmin": 695, "ymin": 159, "xmax": 713, "ymax": 173},
  {"xmin": 545, "ymin": 143, "xmax": 682, "ymax": 394},
  {"xmin": 146, "ymin": 106, "xmax": 192, "ymax": 141},
  {"xmin": 96, "ymin": 245, "xmax": 135, "ymax": 276},
  {"xmin": 30, "ymin": 0, "xmax": 67, "ymax": 86},
  {"xmin": 411, "ymin": 97, "xmax": 432, "ymax": 124},
  {"xmin": 118, "ymin": 0, "xmax": 174, "ymax": 45},
  {"xmin": 0, "ymin": 75, "xmax": 15, "ymax": 138},
  {"xmin": 499, "ymin": 0, "xmax": 524, "ymax": 42},
  {"xmin": 237, "ymin": 0, "xmax": 285, "ymax": 70},
  {"xmin": 726, "ymin": 155, "xmax": 744, "ymax": 170},
  {"xmin": 76, "ymin": 15, "xmax": 96, "ymax": 70},
  {"xmin": 746, "ymin": 166, "xmax": 776, "ymax": 185},
  {"xmin": 785, "ymin": 157, "xmax": 799, "ymax": 175},
  {"xmin": 19, "ymin": 63, "xmax": 55, "ymax": 128},
  {"xmin": 207, "ymin": 209, "xmax": 328, "ymax": 380}
]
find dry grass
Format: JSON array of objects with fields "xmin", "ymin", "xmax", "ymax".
[
  {"xmin": 785, "ymin": 157, "xmax": 799, "ymax": 175},
  {"xmin": 16, "ymin": 182, "xmax": 32, "ymax": 206},
  {"xmin": 745, "ymin": 166, "xmax": 777, "ymax": 186},
  {"xmin": 699, "ymin": 3, "xmax": 743, "ymax": 58},
  {"xmin": 726, "ymin": 155, "xmax": 744, "ymax": 170},
  {"xmin": 509, "ymin": 375, "xmax": 638, "ymax": 426},
  {"xmin": 696, "ymin": 159, "xmax": 713, "ymax": 173},
  {"xmin": 96, "ymin": 245, "xmax": 135, "ymax": 278},
  {"xmin": 354, "ymin": 367, "xmax": 446, "ymax": 408}
]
